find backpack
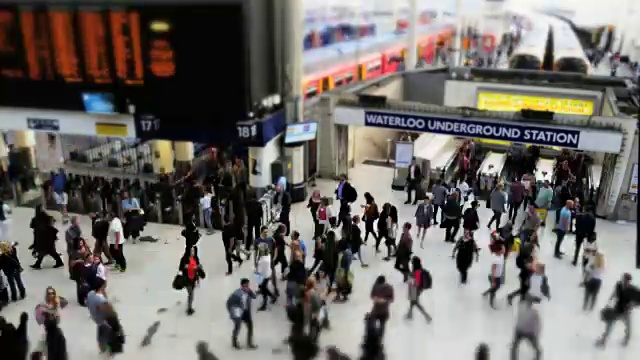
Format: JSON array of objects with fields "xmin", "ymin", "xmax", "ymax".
[
  {"xmin": 420, "ymin": 269, "xmax": 432, "ymax": 290},
  {"xmin": 318, "ymin": 207, "xmax": 328, "ymax": 221}
]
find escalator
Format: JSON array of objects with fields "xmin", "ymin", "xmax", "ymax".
[{"xmin": 476, "ymin": 151, "xmax": 507, "ymax": 199}]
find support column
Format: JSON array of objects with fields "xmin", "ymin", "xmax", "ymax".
[
  {"xmin": 406, "ymin": 0, "xmax": 418, "ymax": 70},
  {"xmin": 151, "ymin": 140, "xmax": 174, "ymax": 175},
  {"xmin": 284, "ymin": 0, "xmax": 304, "ymax": 123},
  {"xmin": 0, "ymin": 134, "xmax": 8, "ymax": 171},
  {"xmin": 12, "ymin": 130, "xmax": 36, "ymax": 169},
  {"xmin": 173, "ymin": 141, "xmax": 194, "ymax": 175},
  {"xmin": 284, "ymin": 145, "xmax": 306, "ymax": 203},
  {"xmin": 453, "ymin": 0, "xmax": 464, "ymax": 67}
]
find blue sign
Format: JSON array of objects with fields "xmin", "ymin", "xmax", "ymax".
[
  {"xmin": 364, "ymin": 111, "xmax": 582, "ymax": 148},
  {"xmin": 27, "ymin": 118, "xmax": 60, "ymax": 132}
]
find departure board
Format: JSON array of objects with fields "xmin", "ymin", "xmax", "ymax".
[
  {"xmin": 0, "ymin": 3, "xmax": 248, "ymax": 141},
  {"xmin": 0, "ymin": 7, "xmax": 175, "ymax": 84}
]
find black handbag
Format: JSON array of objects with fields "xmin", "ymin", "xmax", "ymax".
[
  {"xmin": 600, "ymin": 306, "xmax": 617, "ymax": 322},
  {"xmin": 172, "ymin": 274, "xmax": 186, "ymax": 290},
  {"xmin": 197, "ymin": 267, "xmax": 206, "ymax": 279}
]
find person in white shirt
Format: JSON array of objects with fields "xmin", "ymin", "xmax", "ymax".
[
  {"xmin": 255, "ymin": 244, "xmax": 276, "ymax": 311},
  {"xmin": 200, "ymin": 190, "xmax": 214, "ymax": 234},
  {"xmin": 583, "ymin": 252, "xmax": 605, "ymax": 311},
  {"xmin": 93, "ymin": 256, "xmax": 107, "ymax": 281},
  {"xmin": 404, "ymin": 157, "xmax": 422, "ymax": 205},
  {"xmin": 526, "ymin": 263, "xmax": 551, "ymax": 304},
  {"xmin": 457, "ymin": 180, "xmax": 471, "ymax": 209},
  {"xmin": 0, "ymin": 198, "xmax": 12, "ymax": 240},
  {"xmin": 107, "ymin": 213, "xmax": 126, "ymax": 273},
  {"xmin": 482, "ymin": 243, "xmax": 505, "ymax": 309},
  {"xmin": 581, "ymin": 233, "xmax": 599, "ymax": 274}
]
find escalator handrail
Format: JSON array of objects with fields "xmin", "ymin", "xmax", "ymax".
[{"xmin": 442, "ymin": 148, "xmax": 462, "ymax": 182}]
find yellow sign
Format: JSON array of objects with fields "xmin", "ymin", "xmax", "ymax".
[
  {"xmin": 95, "ymin": 123, "xmax": 128, "ymax": 137},
  {"xmin": 477, "ymin": 92, "xmax": 595, "ymax": 116}
]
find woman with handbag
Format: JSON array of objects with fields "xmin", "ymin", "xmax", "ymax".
[
  {"xmin": 0, "ymin": 240, "xmax": 26, "ymax": 302},
  {"xmin": 178, "ymin": 246, "xmax": 205, "ymax": 315},
  {"xmin": 382, "ymin": 204, "xmax": 398, "ymax": 261}
]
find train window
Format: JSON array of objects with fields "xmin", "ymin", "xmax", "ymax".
[
  {"xmin": 305, "ymin": 86, "xmax": 318, "ymax": 98},
  {"xmin": 335, "ymin": 75, "xmax": 345, "ymax": 87},
  {"xmin": 367, "ymin": 61, "xmax": 382, "ymax": 73},
  {"xmin": 345, "ymin": 73, "xmax": 354, "ymax": 84}
]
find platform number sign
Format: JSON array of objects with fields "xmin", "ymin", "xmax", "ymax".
[
  {"xmin": 134, "ymin": 114, "xmax": 162, "ymax": 140},
  {"xmin": 140, "ymin": 117, "xmax": 161, "ymax": 132},
  {"xmin": 237, "ymin": 123, "xmax": 258, "ymax": 139}
]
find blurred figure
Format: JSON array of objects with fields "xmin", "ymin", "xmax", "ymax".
[
  {"xmin": 510, "ymin": 299, "xmax": 542, "ymax": 360},
  {"xmin": 0, "ymin": 240, "xmax": 25, "ymax": 302},
  {"xmin": 0, "ymin": 196, "xmax": 12, "ymax": 240},
  {"xmin": 31, "ymin": 214, "xmax": 63, "ymax": 270}
]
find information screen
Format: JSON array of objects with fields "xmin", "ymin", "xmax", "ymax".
[
  {"xmin": 0, "ymin": 7, "xmax": 168, "ymax": 84},
  {"xmin": 476, "ymin": 92, "xmax": 595, "ymax": 116}
]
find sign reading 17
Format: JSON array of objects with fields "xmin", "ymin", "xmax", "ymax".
[
  {"xmin": 140, "ymin": 117, "xmax": 161, "ymax": 132},
  {"xmin": 237, "ymin": 124, "xmax": 258, "ymax": 138}
]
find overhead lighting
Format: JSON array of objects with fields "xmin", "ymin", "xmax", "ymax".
[{"xmin": 150, "ymin": 21, "xmax": 171, "ymax": 33}]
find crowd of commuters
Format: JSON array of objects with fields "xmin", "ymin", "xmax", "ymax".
[{"xmin": 0, "ymin": 144, "xmax": 638, "ymax": 360}]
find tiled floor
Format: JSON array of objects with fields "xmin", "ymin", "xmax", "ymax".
[{"xmin": 1, "ymin": 164, "xmax": 638, "ymax": 359}]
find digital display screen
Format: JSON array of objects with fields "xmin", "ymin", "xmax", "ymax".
[
  {"xmin": 0, "ymin": 7, "xmax": 168, "ymax": 84},
  {"xmin": 82, "ymin": 93, "xmax": 115, "ymax": 114},
  {"xmin": 284, "ymin": 121, "xmax": 318, "ymax": 144},
  {"xmin": 0, "ymin": 4, "xmax": 247, "ymax": 139},
  {"xmin": 476, "ymin": 92, "xmax": 595, "ymax": 116}
]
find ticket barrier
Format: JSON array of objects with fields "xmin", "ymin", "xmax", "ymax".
[{"xmin": 41, "ymin": 185, "xmax": 174, "ymax": 227}]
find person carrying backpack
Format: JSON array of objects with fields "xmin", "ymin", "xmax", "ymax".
[{"xmin": 406, "ymin": 256, "xmax": 432, "ymax": 322}]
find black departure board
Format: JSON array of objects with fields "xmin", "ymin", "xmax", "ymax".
[
  {"xmin": 0, "ymin": 4, "xmax": 248, "ymax": 143},
  {"xmin": 0, "ymin": 7, "xmax": 169, "ymax": 84}
]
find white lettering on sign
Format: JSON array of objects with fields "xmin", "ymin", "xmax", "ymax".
[{"xmin": 363, "ymin": 112, "xmax": 581, "ymax": 147}]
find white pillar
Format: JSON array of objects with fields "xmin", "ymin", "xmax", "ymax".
[
  {"xmin": 406, "ymin": 0, "xmax": 419, "ymax": 70},
  {"xmin": 453, "ymin": 0, "xmax": 464, "ymax": 67},
  {"xmin": 284, "ymin": 0, "xmax": 304, "ymax": 123}
]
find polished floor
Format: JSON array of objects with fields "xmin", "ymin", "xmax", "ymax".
[{"xmin": 1, "ymin": 164, "xmax": 638, "ymax": 360}]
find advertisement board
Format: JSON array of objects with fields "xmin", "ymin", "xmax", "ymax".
[{"xmin": 476, "ymin": 92, "xmax": 595, "ymax": 116}]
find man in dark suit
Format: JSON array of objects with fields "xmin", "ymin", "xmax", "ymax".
[
  {"xmin": 226, "ymin": 278, "xmax": 257, "ymax": 350},
  {"xmin": 405, "ymin": 157, "xmax": 422, "ymax": 205},
  {"xmin": 335, "ymin": 174, "xmax": 357, "ymax": 228}
]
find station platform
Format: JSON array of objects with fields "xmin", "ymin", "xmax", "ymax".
[{"xmin": 1, "ymin": 164, "xmax": 638, "ymax": 359}]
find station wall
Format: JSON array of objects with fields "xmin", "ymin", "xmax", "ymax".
[
  {"xmin": 248, "ymin": 133, "xmax": 283, "ymax": 189},
  {"xmin": 0, "ymin": 107, "xmax": 136, "ymax": 138},
  {"xmin": 403, "ymin": 72, "xmax": 448, "ymax": 105},
  {"xmin": 614, "ymin": 131, "xmax": 639, "ymax": 221},
  {"xmin": 351, "ymin": 77, "xmax": 405, "ymax": 164}
]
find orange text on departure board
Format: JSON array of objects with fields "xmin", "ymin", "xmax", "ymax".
[
  {"xmin": 149, "ymin": 39, "xmax": 176, "ymax": 77},
  {"xmin": 0, "ymin": 10, "xmax": 24, "ymax": 78},
  {"xmin": 110, "ymin": 11, "xmax": 144, "ymax": 84},
  {"xmin": 19, "ymin": 12, "xmax": 39, "ymax": 80},
  {"xmin": 49, "ymin": 11, "xmax": 81, "ymax": 82},
  {"xmin": 79, "ymin": 11, "xmax": 112, "ymax": 83}
]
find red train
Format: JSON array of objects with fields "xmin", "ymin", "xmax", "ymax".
[{"xmin": 302, "ymin": 23, "xmax": 462, "ymax": 99}]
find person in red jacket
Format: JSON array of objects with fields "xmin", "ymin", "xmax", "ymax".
[{"xmin": 406, "ymin": 256, "xmax": 432, "ymax": 322}]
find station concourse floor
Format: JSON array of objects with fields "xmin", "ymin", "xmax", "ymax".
[{"xmin": 1, "ymin": 164, "xmax": 638, "ymax": 360}]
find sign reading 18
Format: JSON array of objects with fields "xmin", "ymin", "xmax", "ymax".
[{"xmin": 237, "ymin": 124, "xmax": 258, "ymax": 138}]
